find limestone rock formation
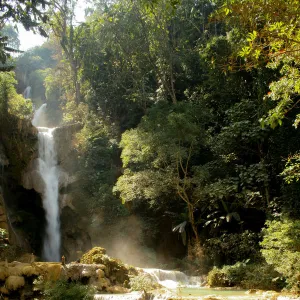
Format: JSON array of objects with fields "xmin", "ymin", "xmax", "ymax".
[{"xmin": 0, "ymin": 248, "xmax": 138, "ymax": 299}]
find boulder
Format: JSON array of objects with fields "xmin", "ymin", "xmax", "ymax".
[{"xmin": 5, "ymin": 275, "xmax": 25, "ymax": 291}]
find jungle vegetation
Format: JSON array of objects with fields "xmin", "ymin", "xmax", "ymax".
[{"xmin": 2, "ymin": 0, "xmax": 300, "ymax": 290}]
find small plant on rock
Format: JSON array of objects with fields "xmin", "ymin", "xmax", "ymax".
[
  {"xmin": 129, "ymin": 273, "xmax": 161, "ymax": 291},
  {"xmin": 41, "ymin": 280, "xmax": 95, "ymax": 300}
]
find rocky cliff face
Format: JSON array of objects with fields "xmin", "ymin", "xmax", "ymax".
[
  {"xmin": 0, "ymin": 116, "xmax": 91, "ymax": 260},
  {"xmin": 0, "ymin": 117, "xmax": 42, "ymax": 254},
  {"xmin": 0, "ymin": 143, "xmax": 9, "ymax": 232}
]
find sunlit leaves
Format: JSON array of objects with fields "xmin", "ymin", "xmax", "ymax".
[
  {"xmin": 115, "ymin": 102, "xmax": 207, "ymax": 206},
  {"xmin": 215, "ymin": 0, "xmax": 300, "ymax": 128},
  {"xmin": 0, "ymin": 71, "xmax": 32, "ymax": 119},
  {"xmin": 261, "ymin": 218, "xmax": 300, "ymax": 288},
  {"xmin": 281, "ymin": 153, "xmax": 300, "ymax": 184}
]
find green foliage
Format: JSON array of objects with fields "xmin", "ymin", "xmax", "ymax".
[
  {"xmin": 115, "ymin": 102, "xmax": 207, "ymax": 204},
  {"xmin": 0, "ymin": 0, "xmax": 48, "ymax": 64},
  {"xmin": 129, "ymin": 273, "xmax": 160, "ymax": 291},
  {"xmin": 261, "ymin": 218, "xmax": 300, "ymax": 290},
  {"xmin": 207, "ymin": 261, "xmax": 283, "ymax": 290},
  {"xmin": 9, "ymin": 0, "xmax": 300, "ymax": 274},
  {"xmin": 0, "ymin": 228, "xmax": 7, "ymax": 240},
  {"xmin": 42, "ymin": 280, "xmax": 94, "ymax": 300},
  {"xmin": 15, "ymin": 47, "xmax": 56, "ymax": 121},
  {"xmin": 1, "ymin": 25, "xmax": 20, "ymax": 50},
  {"xmin": 75, "ymin": 115, "xmax": 128, "ymax": 222},
  {"xmin": 204, "ymin": 231, "xmax": 261, "ymax": 266},
  {"xmin": 0, "ymin": 71, "xmax": 32, "ymax": 118},
  {"xmin": 216, "ymin": 0, "xmax": 300, "ymax": 129},
  {"xmin": 80, "ymin": 247, "xmax": 107, "ymax": 264},
  {"xmin": 281, "ymin": 153, "xmax": 300, "ymax": 184}
]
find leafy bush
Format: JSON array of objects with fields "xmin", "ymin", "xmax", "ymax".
[
  {"xmin": 261, "ymin": 218, "xmax": 300, "ymax": 290},
  {"xmin": 207, "ymin": 261, "xmax": 283, "ymax": 290},
  {"xmin": 0, "ymin": 71, "xmax": 32, "ymax": 118},
  {"xmin": 129, "ymin": 273, "xmax": 160, "ymax": 291},
  {"xmin": 207, "ymin": 262, "xmax": 248, "ymax": 287},
  {"xmin": 204, "ymin": 231, "xmax": 261, "ymax": 266},
  {"xmin": 241, "ymin": 264, "xmax": 284, "ymax": 291},
  {"xmin": 42, "ymin": 280, "xmax": 94, "ymax": 300}
]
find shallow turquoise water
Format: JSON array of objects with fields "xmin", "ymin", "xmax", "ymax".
[{"xmin": 177, "ymin": 287, "xmax": 249, "ymax": 297}]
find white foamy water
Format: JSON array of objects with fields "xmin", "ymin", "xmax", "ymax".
[
  {"xmin": 32, "ymin": 103, "xmax": 47, "ymax": 127},
  {"xmin": 142, "ymin": 268, "xmax": 203, "ymax": 289},
  {"xmin": 32, "ymin": 104, "xmax": 60, "ymax": 261}
]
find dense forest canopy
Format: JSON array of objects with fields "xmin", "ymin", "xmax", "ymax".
[{"xmin": 2, "ymin": 0, "xmax": 300, "ymax": 292}]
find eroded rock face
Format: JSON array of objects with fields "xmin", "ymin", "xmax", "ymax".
[
  {"xmin": 0, "ymin": 118, "xmax": 43, "ymax": 255},
  {"xmin": 0, "ymin": 194, "xmax": 8, "ymax": 231}
]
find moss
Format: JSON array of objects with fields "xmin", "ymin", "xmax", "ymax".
[
  {"xmin": 80, "ymin": 247, "xmax": 106, "ymax": 264},
  {"xmin": 0, "ymin": 266, "xmax": 8, "ymax": 281},
  {"xmin": 0, "ymin": 286, "xmax": 9, "ymax": 294},
  {"xmin": 80, "ymin": 247, "xmax": 137, "ymax": 285},
  {"xmin": 5, "ymin": 275, "xmax": 25, "ymax": 291},
  {"xmin": 21, "ymin": 265, "xmax": 39, "ymax": 276},
  {"xmin": 96, "ymin": 269, "xmax": 105, "ymax": 279},
  {"xmin": 34, "ymin": 263, "xmax": 63, "ymax": 281}
]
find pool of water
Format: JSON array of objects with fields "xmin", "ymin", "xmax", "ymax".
[{"xmin": 176, "ymin": 287, "xmax": 258, "ymax": 299}]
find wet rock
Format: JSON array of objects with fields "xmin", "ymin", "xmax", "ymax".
[
  {"xmin": 5, "ymin": 275, "xmax": 25, "ymax": 291},
  {"xmin": 96, "ymin": 268, "xmax": 105, "ymax": 279},
  {"xmin": 80, "ymin": 247, "xmax": 137, "ymax": 285},
  {"xmin": 262, "ymin": 291, "xmax": 280, "ymax": 299},
  {"xmin": 106, "ymin": 285, "xmax": 129, "ymax": 293},
  {"xmin": 202, "ymin": 296, "xmax": 224, "ymax": 300},
  {"xmin": 0, "ymin": 194, "xmax": 8, "ymax": 231},
  {"xmin": 60, "ymin": 207, "xmax": 92, "ymax": 262}
]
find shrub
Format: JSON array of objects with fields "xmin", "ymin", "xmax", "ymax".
[
  {"xmin": 207, "ymin": 262, "xmax": 248, "ymax": 287},
  {"xmin": 241, "ymin": 264, "xmax": 284, "ymax": 291},
  {"xmin": 129, "ymin": 273, "xmax": 160, "ymax": 291},
  {"xmin": 42, "ymin": 280, "xmax": 95, "ymax": 300},
  {"xmin": 0, "ymin": 72, "xmax": 32, "ymax": 119},
  {"xmin": 260, "ymin": 218, "xmax": 300, "ymax": 290},
  {"xmin": 207, "ymin": 261, "xmax": 284, "ymax": 290},
  {"xmin": 204, "ymin": 231, "xmax": 261, "ymax": 266}
]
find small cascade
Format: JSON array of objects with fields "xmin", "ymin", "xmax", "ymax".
[
  {"xmin": 143, "ymin": 268, "xmax": 203, "ymax": 289},
  {"xmin": 32, "ymin": 104, "xmax": 60, "ymax": 261},
  {"xmin": 32, "ymin": 103, "xmax": 47, "ymax": 127},
  {"xmin": 23, "ymin": 86, "xmax": 31, "ymax": 99}
]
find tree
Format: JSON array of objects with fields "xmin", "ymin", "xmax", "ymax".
[
  {"xmin": 215, "ymin": 0, "xmax": 300, "ymax": 128},
  {"xmin": 114, "ymin": 102, "xmax": 209, "ymax": 251},
  {"xmin": 0, "ymin": 0, "xmax": 49, "ymax": 63},
  {"xmin": 49, "ymin": 0, "xmax": 82, "ymax": 104}
]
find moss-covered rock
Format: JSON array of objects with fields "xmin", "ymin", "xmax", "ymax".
[
  {"xmin": 80, "ymin": 247, "xmax": 138, "ymax": 285},
  {"xmin": 34, "ymin": 262, "xmax": 63, "ymax": 281},
  {"xmin": 5, "ymin": 275, "xmax": 25, "ymax": 291},
  {"xmin": 81, "ymin": 247, "xmax": 107, "ymax": 263}
]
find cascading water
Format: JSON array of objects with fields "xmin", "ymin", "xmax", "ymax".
[
  {"xmin": 142, "ymin": 268, "xmax": 203, "ymax": 289},
  {"xmin": 32, "ymin": 104, "xmax": 60, "ymax": 261}
]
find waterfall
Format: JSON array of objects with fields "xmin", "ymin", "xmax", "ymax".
[
  {"xmin": 23, "ymin": 86, "xmax": 31, "ymax": 99},
  {"xmin": 32, "ymin": 103, "xmax": 47, "ymax": 127},
  {"xmin": 32, "ymin": 104, "xmax": 60, "ymax": 261},
  {"xmin": 142, "ymin": 268, "xmax": 203, "ymax": 289}
]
